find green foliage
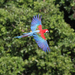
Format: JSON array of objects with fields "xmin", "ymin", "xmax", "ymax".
[
  {"xmin": 0, "ymin": 0, "xmax": 75, "ymax": 75},
  {"xmin": 55, "ymin": 0, "xmax": 75, "ymax": 20},
  {"xmin": 0, "ymin": 56, "xmax": 24, "ymax": 75},
  {"xmin": 24, "ymin": 49, "xmax": 73, "ymax": 75}
]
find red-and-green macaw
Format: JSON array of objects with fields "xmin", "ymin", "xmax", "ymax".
[{"xmin": 15, "ymin": 14, "xmax": 50, "ymax": 52}]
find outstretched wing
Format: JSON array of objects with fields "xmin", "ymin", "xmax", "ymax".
[
  {"xmin": 31, "ymin": 14, "xmax": 42, "ymax": 31},
  {"xmin": 33, "ymin": 33, "xmax": 50, "ymax": 52}
]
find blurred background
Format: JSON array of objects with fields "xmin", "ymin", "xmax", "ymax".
[{"xmin": 0, "ymin": 0, "xmax": 75, "ymax": 75}]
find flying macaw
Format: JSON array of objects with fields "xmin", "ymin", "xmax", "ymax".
[{"xmin": 15, "ymin": 14, "xmax": 50, "ymax": 52}]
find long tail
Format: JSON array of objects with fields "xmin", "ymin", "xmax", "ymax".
[
  {"xmin": 14, "ymin": 30, "xmax": 40, "ymax": 38},
  {"xmin": 14, "ymin": 32, "xmax": 33, "ymax": 38}
]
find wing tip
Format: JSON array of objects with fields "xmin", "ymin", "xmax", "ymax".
[
  {"xmin": 43, "ymin": 44, "xmax": 50, "ymax": 52},
  {"xmin": 40, "ymin": 15, "xmax": 42, "ymax": 19},
  {"xmin": 44, "ymin": 48, "xmax": 50, "ymax": 52},
  {"xmin": 33, "ymin": 14, "xmax": 42, "ymax": 19}
]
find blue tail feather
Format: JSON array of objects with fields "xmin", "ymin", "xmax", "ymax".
[
  {"xmin": 14, "ymin": 32, "xmax": 33, "ymax": 38},
  {"xmin": 14, "ymin": 30, "xmax": 40, "ymax": 39},
  {"xmin": 14, "ymin": 36, "xmax": 22, "ymax": 38}
]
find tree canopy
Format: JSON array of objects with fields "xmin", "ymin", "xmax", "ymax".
[{"xmin": 0, "ymin": 0, "xmax": 75, "ymax": 75}]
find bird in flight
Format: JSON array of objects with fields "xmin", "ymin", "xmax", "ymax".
[{"xmin": 15, "ymin": 14, "xmax": 50, "ymax": 52}]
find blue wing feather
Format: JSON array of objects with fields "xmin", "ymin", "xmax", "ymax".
[
  {"xmin": 33, "ymin": 33, "xmax": 50, "ymax": 52},
  {"xmin": 31, "ymin": 14, "xmax": 42, "ymax": 31}
]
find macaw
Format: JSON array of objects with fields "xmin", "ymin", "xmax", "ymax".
[{"xmin": 15, "ymin": 14, "xmax": 50, "ymax": 52}]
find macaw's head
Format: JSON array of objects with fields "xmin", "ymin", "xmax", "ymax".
[
  {"xmin": 45, "ymin": 29, "xmax": 49, "ymax": 33},
  {"xmin": 42, "ymin": 29, "xmax": 49, "ymax": 33}
]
